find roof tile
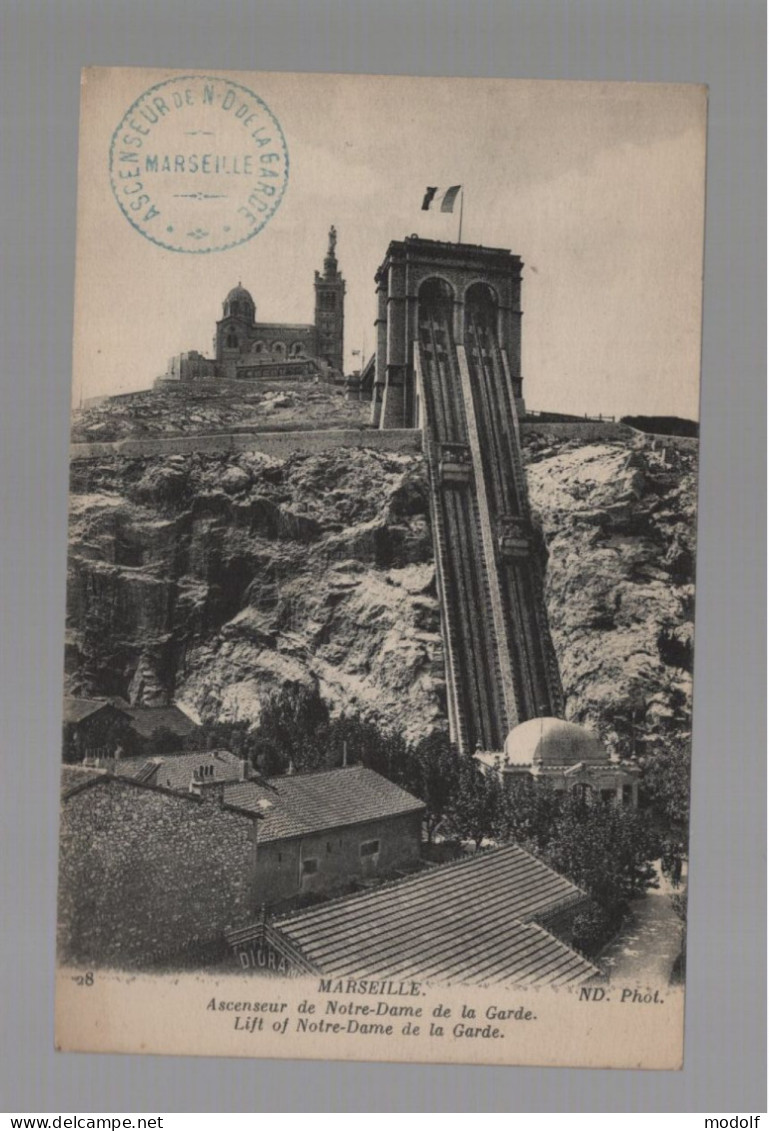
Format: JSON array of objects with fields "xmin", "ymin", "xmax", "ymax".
[
  {"xmin": 62, "ymin": 697, "xmax": 114, "ymax": 724},
  {"xmin": 270, "ymin": 843, "xmax": 598, "ymax": 987},
  {"xmin": 121, "ymin": 706, "xmax": 199, "ymax": 739},
  {"xmin": 224, "ymin": 765, "xmax": 425, "ymax": 842}
]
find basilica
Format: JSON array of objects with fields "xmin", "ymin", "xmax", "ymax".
[{"xmin": 158, "ymin": 226, "xmax": 345, "ymax": 387}]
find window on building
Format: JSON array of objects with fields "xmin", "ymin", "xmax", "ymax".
[
  {"xmin": 226, "ymin": 329, "xmax": 238, "ymax": 349},
  {"xmin": 326, "ymin": 842, "xmax": 332, "ymax": 854},
  {"xmin": 601, "ymin": 789, "xmax": 615, "ymax": 803},
  {"xmin": 623, "ymin": 784, "xmax": 635, "ymax": 805},
  {"xmin": 360, "ymin": 840, "xmax": 380, "ymax": 858},
  {"xmin": 319, "ymin": 292, "xmax": 336, "ymax": 311},
  {"xmin": 302, "ymin": 858, "xmax": 319, "ymax": 875}
]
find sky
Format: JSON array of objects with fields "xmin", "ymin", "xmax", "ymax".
[{"xmin": 73, "ymin": 69, "xmax": 706, "ymax": 420}]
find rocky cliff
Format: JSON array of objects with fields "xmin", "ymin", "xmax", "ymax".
[
  {"xmin": 65, "ymin": 426, "xmax": 697, "ymax": 750},
  {"xmin": 66, "ymin": 445, "xmax": 446, "ymax": 742},
  {"xmin": 524, "ymin": 431, "xmax": 697, "ymax": 755}
]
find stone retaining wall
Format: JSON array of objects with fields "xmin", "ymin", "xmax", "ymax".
[
  {"xmin": 625, "ymin": 427, "xmax": 700, "ymax": 451},
  {"xmin": 70, "ymin": 422, "xmax": 695, "ymax": 462},
  {"xmin": 70, "ymin": 428, "xmax": 423, "ymax": 461},
  {"xmin": 520, "ymin": 420, "xmax": 634, "ymax": 442}
]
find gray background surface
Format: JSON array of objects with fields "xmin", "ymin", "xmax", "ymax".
[{"xmin": 1, "ymin": 0, "xmax": 765, "ymax": 1113}]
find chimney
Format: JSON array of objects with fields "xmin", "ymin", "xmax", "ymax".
[
  {"xmin": 342, "ymin": 741, "xmax": 348, "ymax": 768},
  {"xmin": 191, "ymin": 776, "xmax": 227, "ymax": 806},
  {"xmin": 240, "ymin": 757, "xmax": 249, "ymax": 782},
  {"xmin": 286, "ymin": 758, "xmax": 296, "ymax": 776}
]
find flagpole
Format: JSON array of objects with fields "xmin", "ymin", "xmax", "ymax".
[{"xmin": 457, "ymin": 187, "xmax": 464, "ymax": 244}]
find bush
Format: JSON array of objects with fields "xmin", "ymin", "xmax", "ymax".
[{"xmin": 570, "ymin": 905, "xmax": 620, "ymax": 955}]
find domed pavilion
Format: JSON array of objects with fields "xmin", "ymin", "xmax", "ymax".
[{"xmin": 477, "ymin": 717, "xmax": 640, "ymax": 806}]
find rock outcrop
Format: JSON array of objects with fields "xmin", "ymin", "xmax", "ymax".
[
  {"xmin": 66, "ymin": 446, "xmax": 446, "ymax": 742},
  {"xmin": 65, "ymin": 424, "xmax": 697, "ymax": 752},
  {"xmin": 523, "ymin": 432, "xmax": 697, "ymax": 756}
]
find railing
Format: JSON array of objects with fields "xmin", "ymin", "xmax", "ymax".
[{"xmin": 524, "ymin": 409, "xmax": 616, "ymax": 423}]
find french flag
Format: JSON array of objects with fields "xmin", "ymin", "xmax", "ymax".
[{"xmin": 422, "ymin": 185, "xmax": 462, "ymax": 213}]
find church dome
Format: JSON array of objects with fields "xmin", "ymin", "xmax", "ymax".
[
  {"xmin": 503, "ymin": 717, "xmax": 607, "ymax": 768},
  {"xmin": 225, "ymin": 283, "xmax": 253, "ymax": 304},
  {"xmin": 223, "ymin": 283, "xmax": 255, "ymax": 319}
]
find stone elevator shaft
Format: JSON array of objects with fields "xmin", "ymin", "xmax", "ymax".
[{"xmin": 372, "ymin": 238, "xmax": 564, "ymax": 752}]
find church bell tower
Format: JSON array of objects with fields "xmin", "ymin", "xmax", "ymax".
[{"xmin": 314, "ymin": 226, "xmax": 345, "ymax": 374}]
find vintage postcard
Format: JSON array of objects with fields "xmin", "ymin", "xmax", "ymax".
[{"xmin": 56, "ymin": 67, "xmax": 705, "ymax": 1068}]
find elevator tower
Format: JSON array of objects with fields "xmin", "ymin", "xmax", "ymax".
[{"xmin": 372, "ymin": 237, "xmax": 563, "ymax": 752}]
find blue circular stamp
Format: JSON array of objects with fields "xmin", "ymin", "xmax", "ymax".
[{"xmin": 109, "ymin": 74, "xmax": 289, "ymax": 253}]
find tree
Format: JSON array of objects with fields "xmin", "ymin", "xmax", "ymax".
[
  {"xmin": 323, "ymin": 714, "xmax": 412, "ymax": 783},
  {"xmin": 639, "ymin": 736, "xmax": 691, "ymax": 884},
  {"xmin": 670, "ymin": 889, "xmax": 688, "ymax": 982},
  {"xmin": 144, "ymin": 725, "xmax": 184, "ymax": 755},
  {"xmin": 446, "ymin": 756, "xmax": 502, "ymax": 849},
  {"xmin": 495, "ymin": 775, "xmax": 562, "ymax": 853},
  {"xmin": 251, "ymin": 684, "xmax": 331, "ymax": 774},
  {"xmin": 641, "ymin": 737, "xmax": 691, "ymax": 828},
  {"xmin": 543, "ymin": 793, "xmax": 661, "ymax": 916},
  {"xmin": 194, "ymin": 719, "xmax": 251, "ymax": 756},
  {"xmin": 406, "ymin": 732, "xmax": 461, "ymax": 842}
]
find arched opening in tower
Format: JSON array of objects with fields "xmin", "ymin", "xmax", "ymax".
[{"xmin": 417, "ymin": 278, "xmax": 461, "ymax": 441}]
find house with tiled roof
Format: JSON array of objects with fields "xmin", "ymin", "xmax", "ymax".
[
  {"xmin": 57, "ymin": 762, "xmax": 427, "ymax": 967},
  {"xmin": 114, "ymin": 758, "xmax": 426, "ymax": 904},
  {"xmin": 112, "ymin": 749, "xmax": 247, "ymax": 791},
  {"xmin": 119, "ymin": 705, "xmax": 200, "ymax": 744},
  {"xmin": 62, "ymin": 697, "xmax": 136, "ymax": 762},
  {"xmin": 222, "ymin": 765, "xmax": 426, "ymax": 904},
  {"xmin": 111, "ymin": 757, "xmax": 425, "ymax": 903},
  {"xmin": 226, "ymin": 843, "xmax": 600, "ymax": 988},
  {"xmin": 62, "ymin": 697, "xmax": 202, "ymax": 762}
]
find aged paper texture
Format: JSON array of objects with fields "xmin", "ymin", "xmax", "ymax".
[{"xmin": 57, "ymin": 66, "xmax": 706, "ymax": 1068}]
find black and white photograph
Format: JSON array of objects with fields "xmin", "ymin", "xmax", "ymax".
[{"xmin": 54, "ymin": 67, "xmax": 706, "ymax": 1069}]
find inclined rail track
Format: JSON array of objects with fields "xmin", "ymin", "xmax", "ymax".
[{"xmin": 417, "ymin": 293, "xmax": 563, "ymax": 752}]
